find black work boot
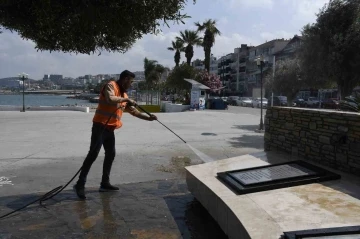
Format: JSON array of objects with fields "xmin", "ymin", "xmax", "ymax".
[
  {"xmin": 73, "ymin": 183, "xmax": 86, "ymax": 200},
  {"xmin": 99, "ymin": 182, "xmax": 119, "ymax": 192}
]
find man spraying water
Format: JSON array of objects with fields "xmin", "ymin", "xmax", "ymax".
[{"xmin": 74, "ymin": 70, "xmax": 157, "ymax": 200}]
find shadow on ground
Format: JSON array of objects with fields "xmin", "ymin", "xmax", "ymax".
[
  {"xmin": 232, "ymin": 124, "xmax": 260, "ymax": 132},
  {"xmin": 201, "ymin": 133, "xmax": 218, "ymax": 136},
  {"xmin": 164, "ymin": 195, "xmax": 228, "ymax": 239},
  {"xmin": 228, "ymin": 134, "xmax": 264, "ymax": 149},
  {"xmin": 0, "ymin": 179, "xmax": 227, "ymax": 239}
]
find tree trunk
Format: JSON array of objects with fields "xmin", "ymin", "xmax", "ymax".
[
  {"xmin": 175, "ymin": 50, "xmax": 180, "ymax": 67},
  {"xmin": 204, "ymin": 46, "xmax": 211, "ymax": 72},
  {"xmin": 185, "ymin": 44, "xmax": 193, "ymax": 65},
  {"xmin": 287, "ymin": 92, "xmax": 297, "ymax": 107},
  {"xmin": 338, "ymin": 80, "xmax": 354, "ymax": 100}
]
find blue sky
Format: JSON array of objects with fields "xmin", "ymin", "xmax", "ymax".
[{"xmin": 0, "ymin": 0, "xmax": 328, "ymax": 79}]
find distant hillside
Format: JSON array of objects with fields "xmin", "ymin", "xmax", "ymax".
[
  {"xmin": 0, "ymin": 77, "xmax": 36, "ymax": 87},
  {"xmin": 0, "ymin": 77, "xmax": 36, "ymax": 81}
]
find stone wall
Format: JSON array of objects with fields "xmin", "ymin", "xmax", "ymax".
[{"xmin": 265, "ymin": 107, "xmax": 360, "ymax": 175}]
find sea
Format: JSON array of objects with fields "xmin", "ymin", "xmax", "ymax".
[{"xmin": 0, "ymin": 94, "xmax": 97, "ymax": 107}]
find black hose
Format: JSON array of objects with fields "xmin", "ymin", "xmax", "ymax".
[
  {"xmin": 0, "ymin": 106, "xmax": 120, "ymax": 220},
  {"xmin": 135, "ymin": 104, "xmax": 187, "ymax": 144},
  {"xmin": 0, "ymin": 103, "xmax": 187, "ymax": 220}
]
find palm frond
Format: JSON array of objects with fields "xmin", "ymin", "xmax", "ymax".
[{"xmin": 339, "ymin": 92, "xmax": 360, "ymax": 112}]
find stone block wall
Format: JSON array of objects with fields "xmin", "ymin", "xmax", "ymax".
[{"xmin": 265, "ymin": 107, "xmax": 360, "ymax": 175}]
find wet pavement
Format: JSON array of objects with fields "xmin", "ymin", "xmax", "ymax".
[
  {"xmin": 0, "ymin": 109, "xmax": 265, "ymax": 238},
  {"xmin": 0, "ymin": 179, "xmax": 227, "ymax": 239}
]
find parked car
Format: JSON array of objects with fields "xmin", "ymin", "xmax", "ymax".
[
  {"xmin": 221, "ymin": 97, "xmax": 228, "ymax": 102},
  {"xmin": 252, "ymin": 98, "xmax": 268, "ymax": 108},
  {"xmin": 268, "ymin": 96, "xmax": 287, "ymax": 106},
  {"xmin": 228, "ymin": 96, "xmax": 240, "ymax": 106},
  {"xmin": 207, "ymin": 98, "xmax": 228, "ymax": 110},
  {"xmin": 236, "ymin": 97, "xmax": 252, "ymax": 107},
  {"xmin": 294, "ymin": 98, "xmax": 305, "ymax": 107},
  {"xmin": 305, "ymin": 97, "xmax": 320, "ymax": 107},
  {"xmin": 321, "ymin": 98, "xmax": 339, "ymax": 109}
]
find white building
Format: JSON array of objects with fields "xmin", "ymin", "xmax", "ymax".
[{"xmin": 191, "ymin": 56, "xmax": 218, "ymax": 75}]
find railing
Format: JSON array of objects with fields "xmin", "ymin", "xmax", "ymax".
[{"xmin": 128, "ymin": 90, "xmax": 161, "ymax": 105}]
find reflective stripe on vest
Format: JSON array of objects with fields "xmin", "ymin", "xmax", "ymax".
[{"xmin": 92, "ymin": 81, "xmax": 128, "ymax": 129}]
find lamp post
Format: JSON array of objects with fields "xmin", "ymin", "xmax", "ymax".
[
  {"xmin": 18, "ymin": 73, "xmax": 28, "ymax": 112},
  {"xmin": 256, "ymin": 55, "xmax": 265, "ymax": 131}
]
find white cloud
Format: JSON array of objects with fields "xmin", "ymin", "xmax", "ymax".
[
  {"xmin": 0, "ymin": 29, "xmax": 260, "ymax": 79},
  {"xmin": 0, "ymin": 31, "xmax": 179, "ymax": 79},
  {"xmin": 218, "ymin": 17, "xmax": 229, "ymax": 26},
  {"xmin": 229, "ymin": 0, "xmax": 274, "ymax": 9},
  {"xmin": 252, "ymin": 23, "xmax": 266, "ymax": 32},
  {"xmin": 211, "ymin": 33, "xmax": 260, "ymax": 56},
  {"xmin": 287, "ymin": 0, "xmax": 329, "ymax": 26},
  {"xmin": 0, "ymin": 0, "xmax": 331, "ymax": 79}
]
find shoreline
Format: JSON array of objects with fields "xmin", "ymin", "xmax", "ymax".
[{"xmin": 0, "ymin": 105, "xmax": 92, "ymax": 113}]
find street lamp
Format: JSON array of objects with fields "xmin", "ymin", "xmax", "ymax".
[
  {"xmin": 18, "ymin": 72, "xmax": 28, "ymax": 112},
  {"xmin": 256, "ymin": 55, "xmax": 265, "ymax": 131}
]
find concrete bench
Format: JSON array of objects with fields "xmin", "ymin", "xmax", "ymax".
[{"xmin": 185, "ymin": 151, "xmax": 360, "ymax": 239}]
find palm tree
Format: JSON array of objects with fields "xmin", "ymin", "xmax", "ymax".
[
  {"xmin": 143, "ymin": 57, "xmax": 167, "ymax": 104},
  {"xmin": 167, "ymin": 40, "xmax": 185, "ymax": 67},
  {"xmin": 144, "ymin": 58, "xmax": 157, "ymax": 85},
  {"xmin": 195, "ymin": 19, "xmax": 221, "ymax": 72},
  {"xmin": 176, "ymin": 30, "xmax": 203, "ymax": 65}
]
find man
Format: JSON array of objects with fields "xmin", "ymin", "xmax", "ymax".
[{"xmin": 74, "ymin": 70, "xmax": 157, "ymax": 199}]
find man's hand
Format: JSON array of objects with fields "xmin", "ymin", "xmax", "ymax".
[
  {"xmin": 148, "ymin": 114, "xmax": 157, "ymax": 121},
  {"xmin": 126, "ymin": 99, "xmax": 137, "ymax": 107}
]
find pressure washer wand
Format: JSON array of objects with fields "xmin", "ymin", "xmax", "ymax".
[{"xmin": 135, "ymin": 104, "xmax": 187, "ymax": 144}]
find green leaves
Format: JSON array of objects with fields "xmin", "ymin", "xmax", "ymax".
[
  {"xmin": 143, "ymin": 57, "xmax": 166, "ymax": 87},
  {"xmin": 194, "ymin": 19, "xmax": 220, "ymax": 72},
  {"xmin": 339, "ymin": 92, "xmax": 360, "ymax": 112},
  {"xmin": 265, "ymin": 58, "xmax": 303, "ymax": 103},
  {"xmin": 0, "ymin": 0, "xmax": 196, "ymax": 54},
  {"xmin": 166, "ymin": 63, "xmax": 198, "ymax": 91},
  {"xmin": 299, "ymin": 0, "xmax": 360, "ymax": 98}
]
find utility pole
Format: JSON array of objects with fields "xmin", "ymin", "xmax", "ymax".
[{"xmin": 222, "ymin": 56, "xmax": 226, "ymax": 97}]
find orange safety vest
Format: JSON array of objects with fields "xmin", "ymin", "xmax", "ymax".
[{"xmin": 92, "ymin": 81, "xmax": 128, "ymax": 129}]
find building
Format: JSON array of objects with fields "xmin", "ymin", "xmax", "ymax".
[
  {"xmin": 209, "ymin": 56, "xmax": 218, "ymax": 75},
  {"xmin": 217, "ymin": 53, "xmax": 236, "ymax": 94},
  {"xmin": 274, "ymin": 35, "xmax": 303, "ymax": 62},
  {"xmin": 191, "ymin": 59, "xmax": 204, "ymax": 71},
  {"xmin": 232, "ymin": 44, "xmax": 254, "ymax": 94},
  {"xmin": 133, "ymin": 71, "xmax": 145, "ymax": 81},
  {"xmin": 245, "ymin": 39, "xmax": 289, "ymax": 96},
  {"xmin": 215, "ymin": 45, "xmax": 254, "ymax": 95},
  {"xmin": 191, "ymin": 56, "xmax": 218, "ymax": 75}
]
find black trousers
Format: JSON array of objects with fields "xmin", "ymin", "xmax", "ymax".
[{"xmin": 77, "ymin": 122, "xmax": 116, "ymax": 186}]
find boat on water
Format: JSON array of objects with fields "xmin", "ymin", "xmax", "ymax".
[{"xmin": 89, "ymin": 96, "xmax": 99, "ymax": 103}]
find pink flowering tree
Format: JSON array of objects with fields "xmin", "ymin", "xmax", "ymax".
[{"xmin": 196, "ymin": 70, "xmax": 222, "ymax": 93}]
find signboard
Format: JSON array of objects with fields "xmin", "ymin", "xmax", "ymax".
[
  {"xmin": 230, "ymin": 163, "xmax": 317, "ymax": 186},
  {"xmin": 217, "ymin": 160, "xmax": 341, "ymax": 195},
  {"xmin": 199, "ymin": 97, "xmax": 205, "ymax": 110},
  {"xmin": 190, "ymin": 90, "xmax": 200, "ymax": 110}
]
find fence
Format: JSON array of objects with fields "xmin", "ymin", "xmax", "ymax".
[{"xmin": 127, "ymin": 90, "xmax": 161, "ymax": 105}]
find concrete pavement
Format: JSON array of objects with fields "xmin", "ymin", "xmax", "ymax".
[{"xmin": 0, "ymin": 107, "xmax": 264, "ymax": 238}]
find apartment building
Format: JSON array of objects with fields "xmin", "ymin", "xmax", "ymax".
[
  {"xmin": 217, "ymin": 53, "xmax": 235, "ymax": 93},
  {"xmin": 191, "ymin": 56, "xmax": 218, "ymax": 75},
  {"xmin": 232, "ymin": 44, "xmax": 254, "ymax": 94},
  {"xmin": 245, "ymin": 39, "xmax": 289, "ymax": 96},
  {"xmin": 215, "ymin": 44, "xmax": 254, "ymax": 95},
  {"xmin": 274, "ymin": 35, "xmax": 302, "ymax": 62},
  {"xmin": 188, "ymin": 36, "xmax": 302, "ymax": 96}
]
